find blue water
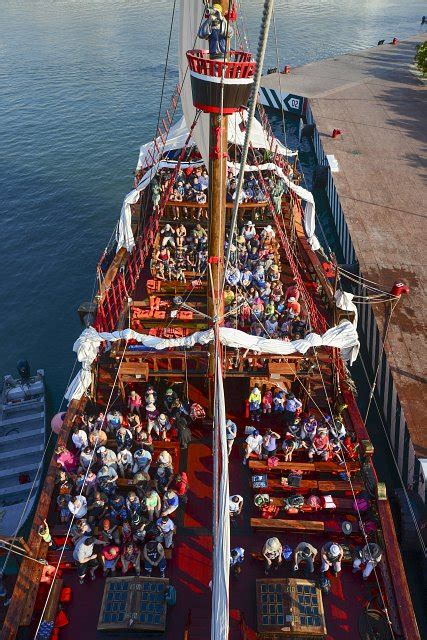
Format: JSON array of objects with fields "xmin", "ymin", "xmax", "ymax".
[{"xmin": 0, "ymin": 0, "xmax": 425, "ymax": 410}]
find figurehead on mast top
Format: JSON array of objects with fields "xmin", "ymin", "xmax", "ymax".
[{"xmin": 198, "ymin": 2, "xmax": 234, "ymax": 59}]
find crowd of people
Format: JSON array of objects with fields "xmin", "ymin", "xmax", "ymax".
[
  {"xmin": 244, "ymin": 385, "xmax": 358, "ymax": 465},
  {"xmin": 53, "ymin": 385, "xmax": 193, "ymax": 584}
]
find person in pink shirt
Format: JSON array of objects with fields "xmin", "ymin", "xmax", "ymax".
[
  {"xmin": 128, "ymin": 390, "xmax": 142, "ymax": 417},
  {"xmin": 56, "ymin": 446, "xmax": 79, "ymax": 473}
]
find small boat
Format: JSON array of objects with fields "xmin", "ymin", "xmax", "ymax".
[{"xmin": 0, "ymin": 362, "xmax": 46, "ymax": 537}]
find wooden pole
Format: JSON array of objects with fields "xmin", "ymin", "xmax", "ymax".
[{"xmin": 207, "ymin": 0, "xmax": 230, "ymax": 405}]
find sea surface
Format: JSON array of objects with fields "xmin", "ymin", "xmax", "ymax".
[{"xmin": 0, "ymin": 0, "xmax": 425, "ymax": 410}]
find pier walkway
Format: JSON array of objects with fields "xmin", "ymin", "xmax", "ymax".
[{"xmin": 262, "ymin": 35, "xmax": 427, "ymax": 495}]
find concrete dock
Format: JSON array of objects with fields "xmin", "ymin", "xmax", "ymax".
[{"xmin": 262, "ymin": 35, "xmax": 427, "ymax": 495}]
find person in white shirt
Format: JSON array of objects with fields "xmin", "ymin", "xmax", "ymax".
[
  {"xmin": 230, "ymin": 546, "xmax": 245, "ymax": 577},
  {"xmin": 321, "ymin": 542, "xmax": 344, "ymax": 576},
  {"xmin": 73, "ymin": 535, "xmax": 105, "ymax": 583},
  {"xmin": 243, "ymin": 429, "xmax": 263, "ymax": 464},
  {"xmin": 98, "ymin": 446, "xmax": 117, "ymax": 470},
  {"xmin": 262, "ymin": 537, "xmax": 283, "ymax": 575},
  {"xmin": 68, "ymin": 495, "xmax": 88, "ymax": 519},
  {"xmin": 229, "ymin": 495, "xmax": 243, "ymax": 517},
  {"xmin": 117, "ymin": 448, "xmax": 133, "ymax": 478},
  {"xmin": 72, "ymin": 426, "xmax": 88, "ymax": 451},
  {"xmin": 156, "ymin": 515, "xmax": 176, "ymax": 549}
]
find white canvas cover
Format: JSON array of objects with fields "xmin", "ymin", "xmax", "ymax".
[
  {"xmin": 65, "ymin": 320, "xmax": 359, "ymax": 401},
  {"xmin": 335, "ymin": 290, "xmax": 358, "ymax": 327}
]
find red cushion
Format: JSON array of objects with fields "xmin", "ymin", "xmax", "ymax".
[
  {"xmin": 59, "ymin": 587, "xmax": 72, "ymax": 603},
  {"xmin": 55, "ymin": 609, "xmax": 69, "ymax": 628}
]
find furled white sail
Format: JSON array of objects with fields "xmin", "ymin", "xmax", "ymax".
[{"xmin": 65, "ymin": 319, "xmax": 359, "ymax": 401}]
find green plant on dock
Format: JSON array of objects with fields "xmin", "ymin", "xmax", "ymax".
[{"xmin": 414, "ymin": 42, "xmax": 427, "ymax": 75}]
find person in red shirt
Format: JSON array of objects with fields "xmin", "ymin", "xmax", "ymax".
[
  {"xmin": 287, "ymin": 297, "xmax": 301, "ymax": 318},
  {"xmin": 172, "ymin": 472, "xmax": 189, "ymax": 503},
  {"xmin": 285, "ymin": 281, "xmax": 300, "ymax": 301}
]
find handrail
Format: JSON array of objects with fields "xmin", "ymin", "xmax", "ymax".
[{"xmin": 187, "ymin": 49, "xmax": 256, "ymax": 79}]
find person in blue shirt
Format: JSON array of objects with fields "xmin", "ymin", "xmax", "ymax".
[
  {"xmin": 226, "ymin": 419, "xmax": 237, "ymax": 456},
  {"xmin": 284, "ymin": 393, "xmax": 302, "ymax": 425},
  {"xmin": 230, "ymin": 546, "xmax": 245, "ymax": 577}
]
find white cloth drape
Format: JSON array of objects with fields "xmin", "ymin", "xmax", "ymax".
[
  {"xmin": 335, "ymin": 290, "xmax": 358, "ymax": 327},
  {"xmin": 65, "ymin": 320, "xmax": 359, "ymax": 401}
]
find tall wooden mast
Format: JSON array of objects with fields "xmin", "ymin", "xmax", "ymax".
[{"xmin": 206, "ymin": 0, "xmax": 229, "ymax": 326}]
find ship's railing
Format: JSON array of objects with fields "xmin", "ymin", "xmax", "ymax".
[
  {"xmin": 187, "ymin": 49, "xmax": 256, "ymax": 79},
  {"xmin": 162, "ymin": 199, "xmax": 272, "ymax": 223}
]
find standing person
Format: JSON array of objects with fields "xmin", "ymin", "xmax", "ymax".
[
  {"xmin": 226, "ymin": 419, "xmax": 237, "ymax": 456},
  {"xmin": 228, "ymin": 495, "xmax": 244, "ymax": 520},
  {"xmin": 73, "ymin": 536, "xmax": 105, "ymax": 584},
  {"xmin": 38, "ymin": 519, "xmax": 58, "ymax": 550},
  {"xmin": 230, "ymin": 546, "xmax": 245, "ymax": 577},
  {"xmin": 117, "ymin": 448, "xmax": 133, "ymax": 478},
  {"xmin": 171, "ymin": 472, "xmax": 190, "ymax": 504},
  {"xmin": 352, "ymin": 543, "xmax": 382, "ymax": 580},
  {"xmin": 143, "ymin": 541, "xmax": 167, "ymax": 578},
  {"xmin": 243, "ymin": 429, "xmax": 263, "ymax": 465},
  {"xmin": 284, "ymin": 393, "xmax": 302, "ymax": 425},
  {"xmin": 248, "ymin": 385, "xmax": 262, "ymax": 422},
  {"xmin": 144, "ymin": 489, "xmax": 162, "ymax": 522},
  {"xmin": 133, "ymin": 448, "xmax": 152, "ymax": 474},
  {"xmin": 128, "ymin": 390, "xmax": 143, "ymax": 417},
  {"xmin": 121, "ymin": 543, "xmax": 141, "ymax": 576},
  {"xmin": 176, "ymin": 417, "xmax": 192, "ymax": 450},
  {"xmin": 72, "ymin": 425, "xmax": 88, "ymax": 451},
  {"xmin": 101, "ymin": 545, "xmax": 120, "ymax": 577},
  {"xmin": 68, "ymin": 495, "xmax": 88, "ymax": 520},
  {"xmin": 293, "ymin": 542, "xmax": 318, "ymax": 578},
  {"xmin": 261, "ymin": 429, "xmax": 280, "ymax": 459},
  {"xmin": 262, "ymin": 537, "xmax": 283, "ymax": 575},
  {"xmin": 161, "ymin": 490, "xmax": 179, "ymax": 517},
  {"xmin": 321, "ymin": 542, "xmax": 344, "ymax": 577},
  {"xmin": 156, "ymin": 515, "xmax": 176, "ymax": 549}
]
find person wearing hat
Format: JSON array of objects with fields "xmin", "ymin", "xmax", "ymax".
[
  {"xmin": 285, "ymin": 281, "xmax": 300, "ymax": 302},
  {"xmin": 230, "ymin": 546, "xmax": 245, "ymax": 577},
  {"xmin": 268, "ymin": 264, "xmax": 280, "ymax": 283},
  {"xmin": 242, "ymin": 220, "xmax": 256, "ymax": 241},
  {"xmin": 98, "ymin": 446, "xmax": 117, "ymax": 471},
  {"xmin": 143, "ymin": 540, "xmax": 166, "ymax": 578},
  {"xmin": 240, "ymin": 267, "xmax": 253, "ymax": 288},
  {"xmin": 229, "ymin": 495, "xmax": 244, "ymax": 519},
  {"xmin": 152, "ymin": 414, "xmax": 171, "ymax": 442},
  {"xmin": 248, "ymin": 386, "xmax": 262, "ymax": 423},
  {"xmin": 101, "ymin": 545, "xmax": 120, "ymax": 576},
  {"xmin": 293, "ymin": 542, "xmax": 317, "ymax": 578},
  {"xmin": 260, "ymin": 225, "xmax": 275, "ymax": 247},
  {"xmin": 243, "ymin": 428, "xmax": 263, "ymax": 464},
  {"xmin": 321, "ymin": 542, "xmax": 344, "ymax": 576},
  {"xmin": 127, "ymin": 390, "xmax": 143, "ymax": 417},
  {"xmin": 262, "ymin": 537, "xmax": 283, "ymax": 575},
  {"xmin": 156, "ymin": 515, "xmax": 176, "ymax": 549},
  {"xmin": 68, "ymin": 495, "xmax": 88, "ymax": 520},
  {"xmin": 163, "ymin": 388, "xmax": 178, "ymax": 416},
  {"xmin": 133, "ymin": 447, "xmax": 152, "ymax": 474},
  {"xmin": 145, "ymin": 384, "xmax": 157, "ymax": 404},
  {"xmin": 352, "ymin": 542, "xmax": 382, "ymax": 580}
]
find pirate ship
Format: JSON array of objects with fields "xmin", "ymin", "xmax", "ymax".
[{"xmin": 0, "ymin": 1, "xmax": 420, "ymax": 639}]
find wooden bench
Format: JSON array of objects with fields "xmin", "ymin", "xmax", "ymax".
[
  {"xmin": 39, "ymin": 578, "xmax": 63, "ymax": 625},
  {"xmin": 252, "ymin": 476, "xmax": 364, "ymax": 495},
  {"xmin": 106, "ymin": 439, "xmax": 179, "ymax": 454},
  {"xmin": 249, "ymin": 460, "xmax": 360, "ymax": 474},
  {"xmin": 251, "ymin": 517, "xmax": 361, "ymax": 536},
  {"xmin": 269, "ymin": 496, "xmax": 355, "ymax": 514},
  {"xmin": 250, "ymin": 518, "xmax": 325, "ymax": 533}
]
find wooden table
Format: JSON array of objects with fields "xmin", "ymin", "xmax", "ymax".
[
  {"xmin": 256, "ymin": 578, "xmax": 326, "ymax": 637},
  {"xmin": 97, "ymin": 576, "xmax": 169, "ymax": 632}
]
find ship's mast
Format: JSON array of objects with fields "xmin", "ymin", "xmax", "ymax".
[{"xmin": 206, "ymin": 0, "xmax": 228, "ymax": 328}]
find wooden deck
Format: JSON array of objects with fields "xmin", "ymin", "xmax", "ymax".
[{"xmin": 262, "ymin": 34, "xmax": 427, "ymax": 461}]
